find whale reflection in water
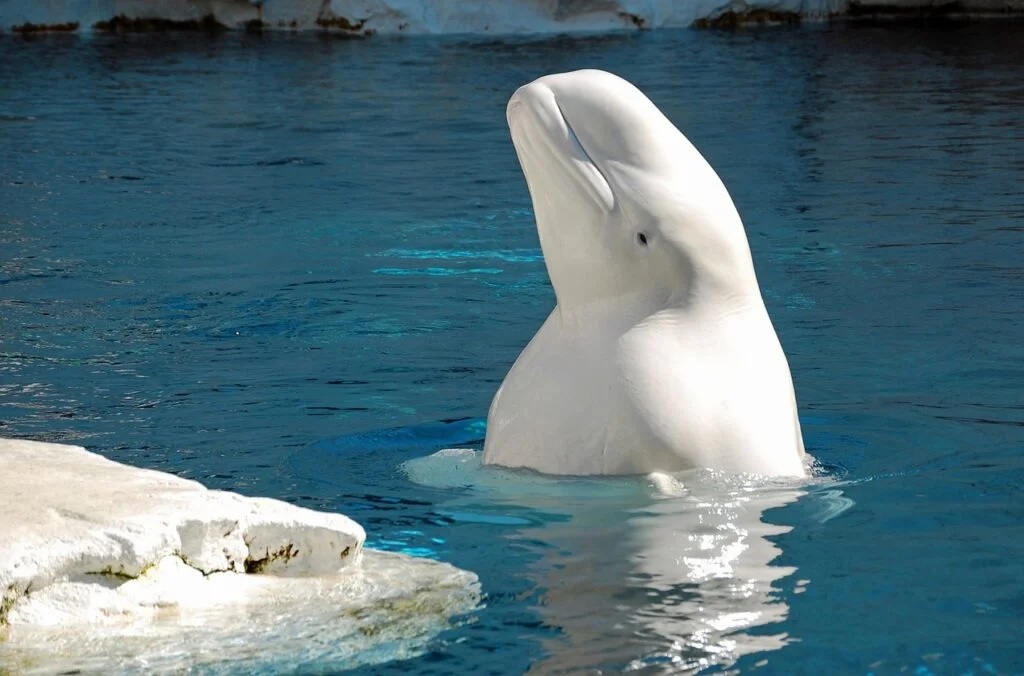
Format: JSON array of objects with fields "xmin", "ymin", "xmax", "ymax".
[{"xmin": 404, "ymin": 449, "xmax": 812, "ymax": 672}]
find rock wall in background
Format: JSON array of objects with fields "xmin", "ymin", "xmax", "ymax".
[{"xmin": 0, "ymin": 0, "xmax": 1021, "ymax": 35}]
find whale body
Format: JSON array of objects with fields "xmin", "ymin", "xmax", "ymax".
[{"xmin": 483, "ymin": 69, "xmax": 806, "ymax": 477}]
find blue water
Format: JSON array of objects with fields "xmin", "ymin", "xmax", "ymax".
[{"xmin": 2, "ymin": 24, "xmax": 1022, "ymax": 675}]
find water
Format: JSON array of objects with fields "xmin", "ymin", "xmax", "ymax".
[{"xmin": 1, "ymin": 23, "xmax": 1022, "ymax": 675}]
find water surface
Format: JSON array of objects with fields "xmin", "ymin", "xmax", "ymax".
[{"xmin": 1, "ymin": 24, "xmax": 1022, "ymax": 674}]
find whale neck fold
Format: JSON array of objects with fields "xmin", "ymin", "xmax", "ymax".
[
  {"xmin": 668, "ymin": 208, "xmax": 763, "ymax": 312},
  {"xmin": 543, "ymin": 240, "xmax": 763, "ymax": 319}
]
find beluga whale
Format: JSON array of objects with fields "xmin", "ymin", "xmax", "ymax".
[{"xmin": 483, "ymin": 69, "xmax": 807, "ymax": 478}]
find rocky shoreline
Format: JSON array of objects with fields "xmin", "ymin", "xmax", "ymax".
[
  {"xmin": 1, "ymin": 0, "xmax": 1021, "ymax": 37},
  {"xmin": 0, "ymin": 437, "xmax": 478, "ymax": 671}
]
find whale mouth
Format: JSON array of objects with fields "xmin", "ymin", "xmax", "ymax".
[
  {"xmin": 507, "ymin": 84, "xmax": 615, "ymax": 212},
  {"xmin": 553, "ymin": 99, "xmax": 615, "ymax": 207}
]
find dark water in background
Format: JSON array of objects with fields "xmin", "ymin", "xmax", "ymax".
[{"xmin": 1, "ymin": 24, "xmax": 1022, "ymax": 675}]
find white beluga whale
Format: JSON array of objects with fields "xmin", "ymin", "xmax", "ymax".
[{"xmin": 484, "ymin": 69, "xmax": 807, "ymax": 477}]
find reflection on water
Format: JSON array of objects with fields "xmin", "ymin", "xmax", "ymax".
[{"xmin": 404, "ymin": 450, "xmax": 833, "ymax": 672}]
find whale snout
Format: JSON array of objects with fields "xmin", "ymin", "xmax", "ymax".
[
  {"xmin": 506, "ymin": 79, "xmax": 615, "ymax": 213},
  {"xmin": 505, "ymin": 81, "xmax": 557, "ymax": 142},
  {"xmin": 510, "ymin": 70, "xmax": 695, "ymax": 184},
  {"xmin": 505, "ymin": 85, "xmax": 529, "ymax": 130},
  {"xmin": 506, "ymin": 79, "xmax": 559, "ymax": 131}
]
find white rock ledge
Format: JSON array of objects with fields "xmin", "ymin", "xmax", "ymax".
[
  {"xmin": 1, "ymin": 438, "xmax": 364, "ymax": 624},
  {"xmin": 0, "ymin": 439, "xmax": 478, "ymax": 673}
]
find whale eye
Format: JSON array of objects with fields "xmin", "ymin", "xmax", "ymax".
[{"xmin": 636, "ymin": 232, "xmax": 648, "ymax": 247}]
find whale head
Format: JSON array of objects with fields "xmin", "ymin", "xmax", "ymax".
[{"xmin": 506, "ymin": 69, "xmax": 760, "ymax": 311}]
